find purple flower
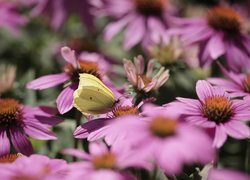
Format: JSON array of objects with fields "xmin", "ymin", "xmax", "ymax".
[
  {"xmin": 27, "ymin": 46, "xmax": 109, "ymax": 114},
  {"xmin": 0, "ymin": 1, "xmax": 27, "ymax": 34},
  {"xmin": 0, "ymin": 98, "xmax": 63, "ymax": 156},
  {"xmin": 166, "ymin": 80, "xmax": 250, "ymax": 148},
  {"xmin": 95, "ymin": 104, "xmax": 214, "ymax": 175},
  {"xmin": 63, "ymin": 141, "xmax": 150, "ymax": 180},
  {"xmin": 208, "ymin": 64, "xmax": 250, "ymax": 97},
  {"xmin": 91, "ymin": 0, "xmax": 176, "ymax": 49},
  {"xmin": 0, "ymin": 154, "xmax": 68, "ymax": 179},
  {"xmin": 123, "ymin": 55, "xmax": 169, "ymax": 92},
  {"xmin": 176, "ymin": 6, "xmax": 250, "ymax": 72},
  {"xmin": 208, "ymin": 168, "xmax": 250, "ymax": 180},
  {"xmin": 31, "ymin": 0, "xmax": 94, "ymax": 31}
]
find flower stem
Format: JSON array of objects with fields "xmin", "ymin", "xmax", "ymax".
[
  {"xmin": 73, "ymin": 110, "xmax": 82, "ymax": 161},
  {"xmin": 245, "ymin": 139, "xmax": 250, "ymax": 172}
]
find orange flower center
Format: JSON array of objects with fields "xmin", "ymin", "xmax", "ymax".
[
  {"xmin": 138, "ymin": 74, "xmax": 152, "ymax": 87},
  {"xmin": 207, "ymin": 6, "xmax": 243, "ymax": 33},
  {"xmin": 134, "ymin": 0, "xmax": 167, "ymax": 16},
  {"xmin": 0, "ymin": 99, "xmax": 22, "ymax": 127},
  {"xmin": 113, "ymin": 106, "xmax": 139, "ymax": 117},
  {"xmin": 244, "ymin": 74, "xmax": 250, "ymax": 92},
  {"xmin": 150, "ymin": 116, "xmax": 177, "ymax": 137},
  {"xmin": 64, "ymin": 60, "xmax": 100, "ymax": 82},
  {"xmin": 92, "ymin": 152, "xmax": 116, "ymax": 170},
  {"xmin": 0, "ymin": 153, "xmax": 22, "ymax": 163},
  {"xmin": 203, "ymin": 96, "xmax": 233, "ymax": 123}
]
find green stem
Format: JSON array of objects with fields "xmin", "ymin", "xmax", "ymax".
[
  {"xmin": 245, "ymin": 139, "xmax": 250, "ymax": 173},
  {"xmin": 73, "ymin": 110, "xmax": 82, "ymax": 161}
]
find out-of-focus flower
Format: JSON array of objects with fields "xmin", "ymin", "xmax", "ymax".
[
  {"xmin": 0, "ymin": 98, "xmax": 63, "ymax": 156},
  {"xmin": 207, "ymin": 168, "xmax": 250, "ymax": 180},
  {"xmin": 0, "ymin": 1, "xmax": 27, "ymax": 34},
  {"xmin": 0, "ymin": 154, "xmax": 68, "ymax": 179},
  {"xmin": 0, "ymin": 153, "xmax": 22, "ymax": 163},
  {"xmin": 150, "ymin": 36, "xmax": 200, "ymax": 67},
  {"xmin": 123, "ymin": 55, "xmax": 169, "ymax": 92},
  {"xmin": 74, "ymin": 97, "xmax": 140, "ymax": 146},
  {"xmin": 64, "ymin": 141, "xmax": 150, "ymax": 180},
  {"xmin": 27, "ymin": 46, "xmax": 110, "ymax": 114},
  {"xmin": 166, "ymin": 80, "xmax": 250, "ymax": 148},
  {"xmin": 0, "ymin": 64, "xmax": 16, "ymax": 95},
  {"xmin": 176, "ymin": 6, "xmax": 250, "ymax": 72},
  {"xmin": 91, "ymin": 0, "xmax": 177, "ymax": 49},
  {"xmin": 31, "ymin": 0, "xmax": 94, "ymax": 31},
  {"xmin": 209, "ymin": 63, "xmax": 250, "ymax": 97},
  {"xmin": 95, "ymin": 104, "xmax": 214, "ymax": 175}
]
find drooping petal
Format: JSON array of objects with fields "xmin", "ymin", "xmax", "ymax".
[
  {"xmin": 56, "ymin": 84, "xmax": 77, "ymax": 114},
  {"xmin": 9, "ymin": 127, "xmax": 33, "ymax": 156},
  {"xmin": 26, "ymin": 73, "xmax": 69, "ymax": 90},
  {"xmin": 207, "ymin": 33, "xmax": 225, "ymax": 59},
  {"xmin": 0, "ymin": 128, "xmax": 10, "ymax": 156},
  {"xmin": 213, "ymin": 125, "xmax": 227, "ymax": 148}
]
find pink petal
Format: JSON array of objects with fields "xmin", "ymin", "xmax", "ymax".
[
  {"xmin": 23, "ymin": 122, "xmax": 57, "ymax": 140},
  {"xmin": 74, "ymin": 118, "xmax": 109, "ymax": 139},
  {"xmin": 62, "ymin": 149, "xmax": 91, "ymax": 160},
  {"xmin": 61, "ymin": 46, "xmax": 78, "ymax": 67},
  {"xmin": 89, "ymin": 142, "xmax": 109, "ymax": 156},
  {"xmin": 208, "ymin": 33, "xmax": 225, "ymax": 59},
  {"xmin": 124, "ymin": 15, "xmax": 145, "ymax": 49},
  {"xmin": 224, "ymin": 120, "xmax": 250, "ymax": 139},
  {"xmin": 10, "ymin": 127, "xmax": 33, "ymax": 155},
  {"xmin": 0, "ymin": 128, "xmax": 10, "ymax": 156},
  {"xmin": 26, "ymin": 73, "xmax": 69, "ymax": 90},
  {"xmin": 213, "ymin": 125, "xmax": 227, "ymax": 148},
  {"xmin": 196, "ymin": 80, "xmax": 214, "ymax": 103},
  {"xmin": 104, "ymin": 15, "xmax": 131, "ymax": 41},
  {"xmin": 56, "ymin": 84, "xmax": 76, "ymax": 114}
]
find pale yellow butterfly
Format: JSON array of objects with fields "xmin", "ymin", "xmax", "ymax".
[{"xmin": 73, "ymin": 73, "xmax": 116, "ymax": 115}]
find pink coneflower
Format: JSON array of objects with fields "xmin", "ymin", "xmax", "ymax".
[
  {"xmin": 0, "ymin": 98, "xmax": 62, "ymax": 156},
  {"xmin": 0, "ymin": 154, "xmax": 68, "ymax": 179},
  {"xmin": 123, "ymin": 55, "xmax": 169, "ymax": 92},
  {"xmin": 91, "ymin": 0, "xmax": 176, "ymax": 49},
  {"xmin": 209, "ymin": 64, "xmax": 250, "ymax": 97},
  {"xmin": 176, "ymin": 6, "xmax": 250, "ymax": 72},
  {"xmin": 74, "ymin": 97, "xmax": 140, "ymax": 146},
  {"xmin": 31, "ymin": 0, "xmax": 94, "ymax": 31},
  {"xmin": 0, "ymin": 0, "xmax": 27, "ymax": 34},
  {"xmin": 27, "ymin": 46, "xmax": 109, "ymax": 114},
  {"xmin": 166, "ymin": 80, "xmax": 250, "ymax": 148},
  {"xmin": 64, "ymin": 141, "xmax": 150, "ymax": 180},
  {"xmin": 94, "ymin": 104, "xmax": 214, "ymax": 175}
]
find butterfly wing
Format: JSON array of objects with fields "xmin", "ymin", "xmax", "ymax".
[
  {"xmin": 79, "ymin": 73, "xmax": 115, "ymax": 100},
  {"xmin": 73, "ymin": 73, "xmax": 116, "ymax": 115}
]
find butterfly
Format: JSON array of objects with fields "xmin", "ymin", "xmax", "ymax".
[{"xmin": 73, "ymin": 73, "xmax": 116, "ymax": 115}]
